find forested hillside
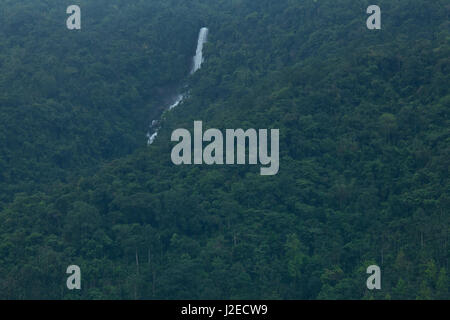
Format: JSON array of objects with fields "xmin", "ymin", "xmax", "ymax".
[
  {"xmin": 0, "ymin": 0, "xmax": 448, "ymax": 299},
  {"xmin": 0, "ymin": 0, "xmax": 205, "ymax": 202}
]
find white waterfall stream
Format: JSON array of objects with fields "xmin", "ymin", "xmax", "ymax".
[
  {"xmin": 191, "ymin": 27, "xmax": 209, "ymax": 74},
  {"xmin": 147, "ymin": 27, "xmax": 209, "ymax": 145}
]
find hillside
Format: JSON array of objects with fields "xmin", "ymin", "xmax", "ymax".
[{"xmin": 0, "ymin": 0, "xmax": 448, "ymax": 299}]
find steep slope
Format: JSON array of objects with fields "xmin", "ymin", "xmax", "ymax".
[
  {"xmin": 0, "ymin": 0, "xmax": 448, "ymax": 299},
  {"xmin": 0, "ymin": 0, "xmax": 207, "ymax": 202}
]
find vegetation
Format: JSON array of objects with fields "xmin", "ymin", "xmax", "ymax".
[{"xmin": 0, "ymin": 0, "xmax": 448, "ymax": 299}]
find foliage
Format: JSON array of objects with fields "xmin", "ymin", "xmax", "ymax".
[{"xmin": 0, "ymin": 0, "xmax": 448, "ymax": 299}]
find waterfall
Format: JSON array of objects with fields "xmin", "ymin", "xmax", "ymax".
[
  {"xmin": 147, "ymin": 27, "xmax": 209, "ymax": 145},
  {"xmin": 168, "ymin": 94, "xmax": 184, "ymax": 110},
  {"xmin": 147, "ymin": 131, "xmax": 158, "ymax": 144},
  {"xmin": 191, "ymin": 27, "xmax": 209, "ymax": 74}
]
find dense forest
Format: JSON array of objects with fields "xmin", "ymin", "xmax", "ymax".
[{"xmin": 0, "ymin": 0, "xmax": 448, "ymax": 299}]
